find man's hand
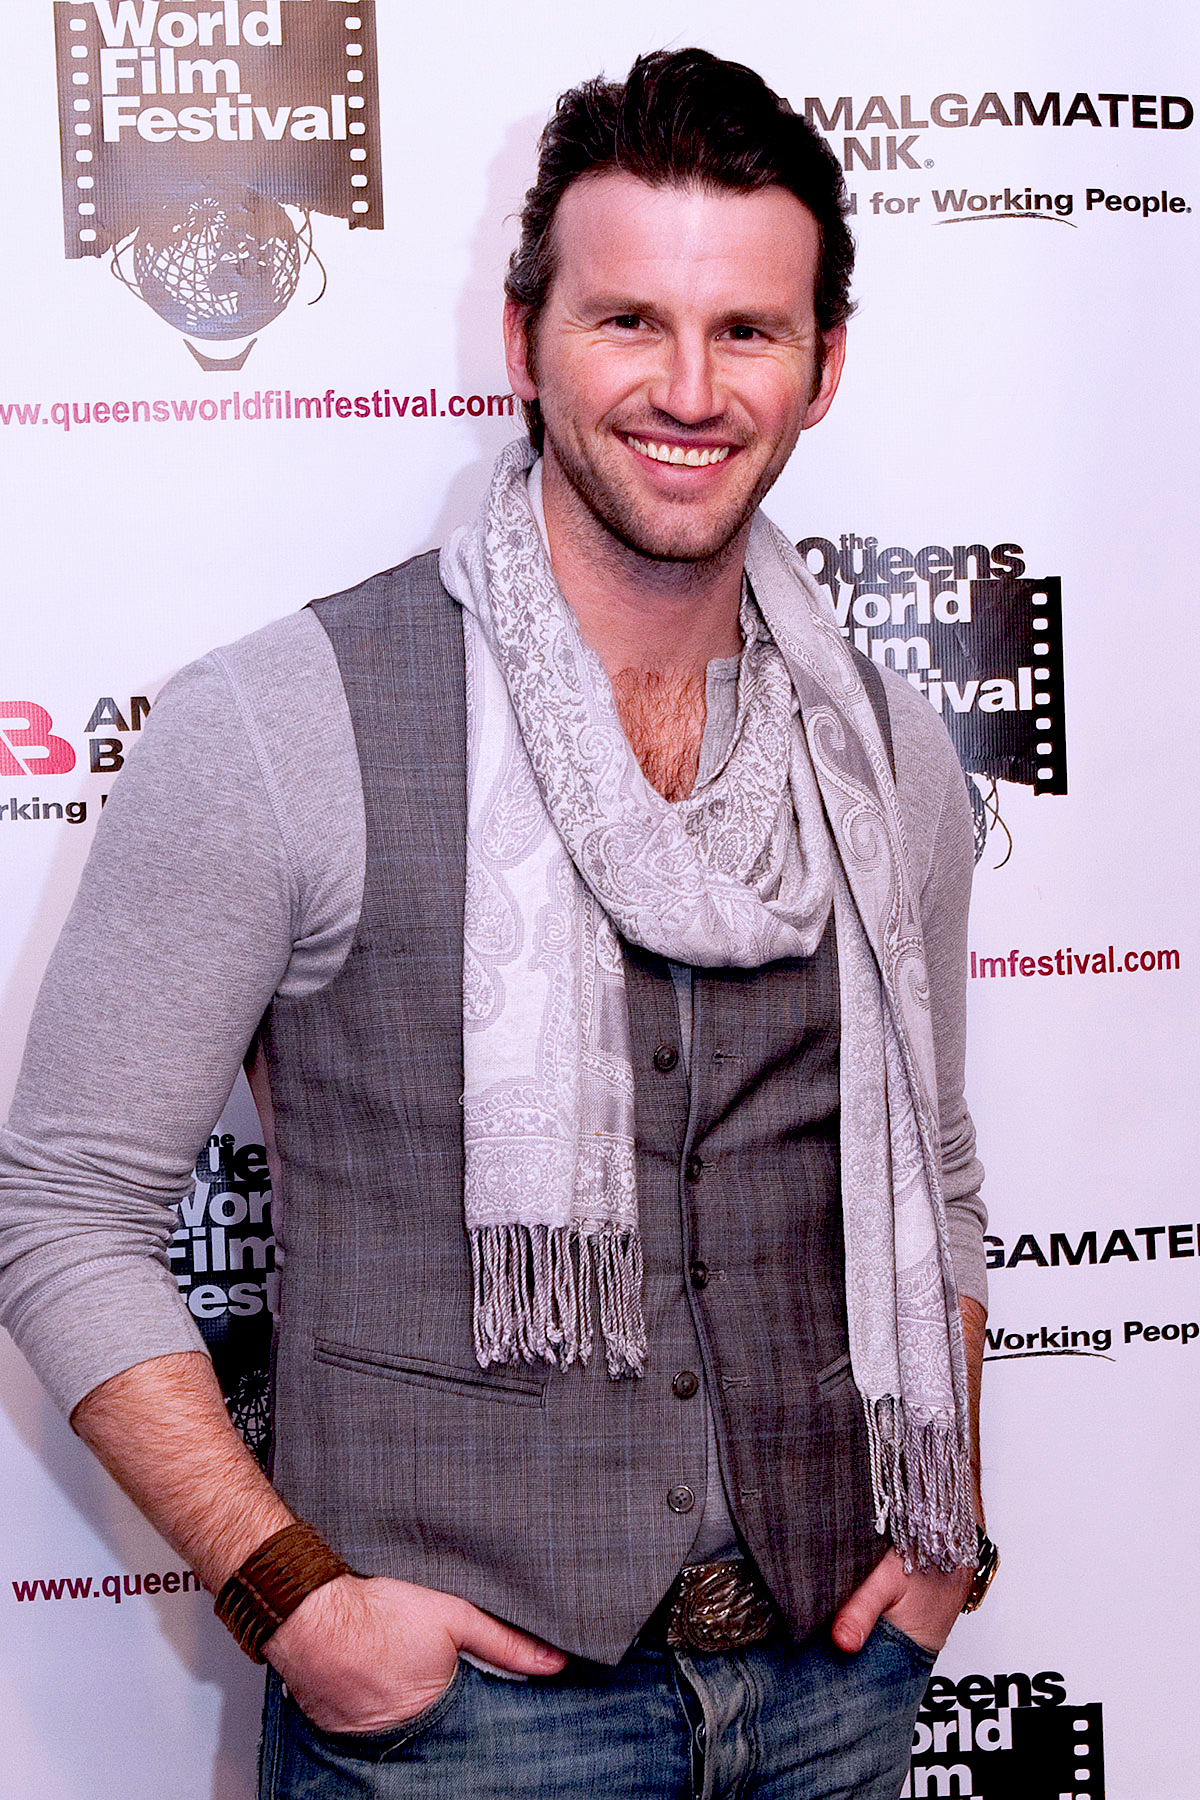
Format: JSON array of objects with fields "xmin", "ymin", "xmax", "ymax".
[
  {"xmin": 266, "ymin": 1573, "xmax": 567, "ymax": 1735},
  {"xmin": 831, "ymin": 1549, "xmax": 972, "ymax": 1656},
  {"xmin": 70, "ymin": 1351, "xmax": 567, "ymax": 1733}
]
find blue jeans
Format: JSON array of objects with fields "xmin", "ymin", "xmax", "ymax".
[{"xmin": 258, "ymin": 1620, "xmax": 933, "ymax": 1799}]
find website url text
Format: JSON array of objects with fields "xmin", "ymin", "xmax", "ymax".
[{"xmin": 0, "ymin": 389, "xmax": 517, "ymax": 430}]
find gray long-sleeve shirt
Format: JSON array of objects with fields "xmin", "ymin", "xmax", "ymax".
[{"xmin": 0, "ymin": 598, "xmax": 986, "ymax": 1423}]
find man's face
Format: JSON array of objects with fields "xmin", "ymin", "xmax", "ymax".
[{"xmin": 504, "ymin": 173, "xmax": 845, "ymax": 567}]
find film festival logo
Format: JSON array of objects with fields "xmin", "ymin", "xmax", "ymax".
[
  {"xmin": 799, "ymin": 534, "xmax": 1066, "ymax": 864},
  {"xmin": 905, "ymin": 1667, "xmax": 1103, "ymax": 1800},
  {"xmin": 54, "ymin": 1, "xmax": 383, "ymax": 369},
  {"xmin": 172, "ymin": 1131, "xmax": 275, "ymax": 1461}
]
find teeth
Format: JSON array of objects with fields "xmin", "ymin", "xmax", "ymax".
[{"xmin": 628, "ymin": 437, "xmax": 731, "ymax": 467}]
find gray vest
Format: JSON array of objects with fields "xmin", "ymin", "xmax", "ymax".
[{"xmin": 259, "ymin": 552, "xmax": 883, "ymax": 1663}]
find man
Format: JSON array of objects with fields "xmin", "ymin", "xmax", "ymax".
[{"xmin": 0, "ymin": 48, "xmax": 992, "ymax": 1799}]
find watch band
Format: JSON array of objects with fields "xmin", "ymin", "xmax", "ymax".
[
  {"xmin": 961, "ymin": 1526, "xmax": 1000, "ymax": 1614},
  {"xmin": 214, "ymin": 1521, "xmax": 357, "ymax": 1662}
]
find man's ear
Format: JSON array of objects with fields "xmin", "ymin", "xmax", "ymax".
[
  {"xmin": 503, "ymin": 301, "xmax": 539, "ymax": 403},
  {"xmin": 801, "ymin": 324, "xmax": 847, "ymax": 431}
]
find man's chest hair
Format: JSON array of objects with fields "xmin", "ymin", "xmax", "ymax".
[{"xmin": 610, "ymin": 665, "xmax": 707, "ymax": 801}]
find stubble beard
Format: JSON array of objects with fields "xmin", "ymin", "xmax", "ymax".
[{"xmin": 541, "ymin": 417, "xmax": 790, "ymax": 576}]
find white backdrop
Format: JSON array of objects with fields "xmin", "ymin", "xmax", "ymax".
[{"xmin": 2, "ymin": 3, "xmax": 1196, "ymax": 1796}]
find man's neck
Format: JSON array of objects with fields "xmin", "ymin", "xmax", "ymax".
[{"xmin": 538, "ymin": 453, "xmax": 746, "ymax": 685}]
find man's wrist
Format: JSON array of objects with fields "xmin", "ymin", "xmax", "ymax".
[{"xmin": 215, "ymin": 1521, "xmax": 358, "ymax": 1662}]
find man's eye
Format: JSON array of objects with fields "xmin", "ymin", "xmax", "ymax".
[
  {"xmin": 611, "ymin": 314, "xmax": 642, "ymax": 330},
  {"xmin": 726, "ymin": 324, "xmax": 760, "ymax": 341}
]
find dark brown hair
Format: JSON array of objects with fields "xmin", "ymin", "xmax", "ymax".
[{"xmin": 506, "ymin": 48, "xmax": 856, "ymax": 448}]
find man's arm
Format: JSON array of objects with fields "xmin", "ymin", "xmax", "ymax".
[
  {"xmin": 71, "ymin": 1352, "xmax": 565, "ymax": 1729},
  {"xmin": 832, "ymin": 673, "xmax": 989, "ymax": 1654},
  {"xmin": 0, "ymin": 642, "xmax": 315, "ymax": 1416},
  {"xmin": 3, "ymin": 630, "xmax": 564, "ymax": 1728}
]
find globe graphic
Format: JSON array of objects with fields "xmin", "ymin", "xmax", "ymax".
[{"xmin": 131, "ymin": 190, "xmax": 302, "ymax": 340}]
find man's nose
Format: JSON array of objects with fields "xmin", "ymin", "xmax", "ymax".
[{"xmin": 646, "ymin": 334, "xmax": 721, "ymax": 425}]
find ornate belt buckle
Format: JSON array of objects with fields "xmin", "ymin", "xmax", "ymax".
[{"xmin": 665, "ymin": 1560, "xmax": 775, "ymax": 1654}]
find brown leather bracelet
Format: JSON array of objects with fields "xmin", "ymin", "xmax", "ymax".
[{"xmin": 214, "ymin": 1522, "xmax": 357, "ymax": 1663}]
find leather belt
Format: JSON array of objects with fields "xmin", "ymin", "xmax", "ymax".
[{"xmin": 643, "ymin": 1559, "xmax": 779, "ymax": 1655}]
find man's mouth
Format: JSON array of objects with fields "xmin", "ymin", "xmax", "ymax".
[{"xmin": 625, "ymin": 435, "xmax": 732, "ymax": 468}]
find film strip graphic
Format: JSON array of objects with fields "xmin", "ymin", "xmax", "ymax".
[
  {"xmin": 849, "ymin": 573, "xmax": 1068, "ymax": 799},
  {"xmin": 940, "ymin": 575, "xmax": 1066, "ymax": 799},
  {"xmin": 906, "ymin": 1701, "xmax": 1103, "ymax": 1799}
]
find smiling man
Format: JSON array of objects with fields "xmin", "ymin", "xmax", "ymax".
[
  {"xmin": 516, "ymin": 176, "xmax": 836, "ymax": 564},
  {"xmin": 0, "ymin": 48, "xmax": 993, "ymax": 1800}
]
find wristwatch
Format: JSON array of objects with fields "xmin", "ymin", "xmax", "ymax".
[{"xmin": 960, "ymin": 1526, "xmax": 1000, "ymax": 1613}]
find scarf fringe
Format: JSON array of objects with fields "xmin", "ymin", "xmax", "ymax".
[
  {"xmin": 471, "ymin": 1222, "xmax": 646, "ymax": 1379},
  {"xmin": 864, "ymin": 1395, "xmax": 979, "ymax": 1571}
]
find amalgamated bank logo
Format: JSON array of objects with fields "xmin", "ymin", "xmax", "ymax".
[
  {"xmin": 0, "ymin": 702, "xmax": 77, "ymax": 777},
  {"xmin": 799, "ymin": 533, "xmax": 1065, "ymax": 862},
  {"xmin": 54, "ymin": 2, "xmax": 383, "ymax": 368},
  {"xmin": 0, "ymin": 693, "xmax": 153, "ymax": 827},
  {"xmin": 800, "ymin": 89, "xmax": 1192, "ymax": 228}
]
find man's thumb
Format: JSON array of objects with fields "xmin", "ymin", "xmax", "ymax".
[
  {"xmin": 457, "ymin": 1607, "xmax": 567, "ymax": 1676},
  {"xmin": 831, "ymin": 1558, "xmax": 905, "ymax": 1654}
]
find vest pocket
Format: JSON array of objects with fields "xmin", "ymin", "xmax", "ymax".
[
  {"xmin": 313, "ymin": 1336, "xmax": 547, "ymax": 1406},
  {"xmin": 815, "ymin": 1350, "xmax": 853, "ymax": 1392}
]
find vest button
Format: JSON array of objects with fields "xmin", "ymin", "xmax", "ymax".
[
  {"xmin": 667, "ymin": 1484, "xmax": 696, "ymax": 1514},
  {"xmin": 653, "ymin": 1045, "xmax": 679, "ymax": 1073},
  {"xmin": 684, "ymin": 1154, "xmax": 704, "ymax": 1182},
  {"xmin": 672, "ymin": 1370, "xmax": 700, "ymax": 1399},
  {"xmin": 689, "ymin": 1261, "xmax": 709, "ymax": 1290}
]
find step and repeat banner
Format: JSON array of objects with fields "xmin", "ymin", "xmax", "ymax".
[{"xmin": 1, "ymin": 3, "xmax": 1196, "ymax": 1796}]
